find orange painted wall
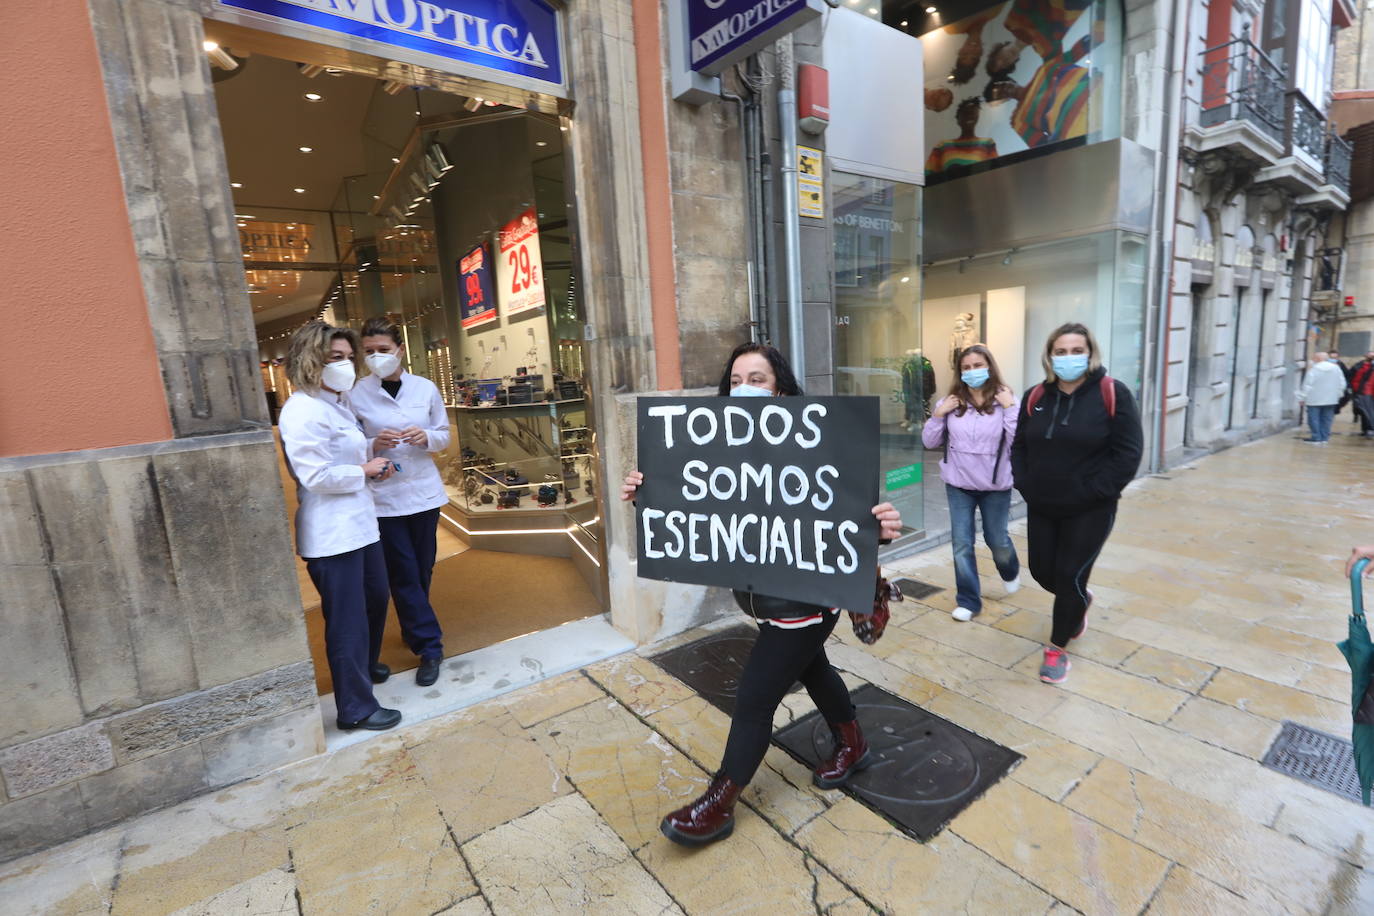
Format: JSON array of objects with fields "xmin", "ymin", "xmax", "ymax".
[{"xmin": 0, "ymin": 1, "xmax": 174, "ymax": 457}]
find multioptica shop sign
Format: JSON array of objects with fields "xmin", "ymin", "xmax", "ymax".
[{"xmin": 686, "ymin": 0, "xmax": 823, "ymax": 76}]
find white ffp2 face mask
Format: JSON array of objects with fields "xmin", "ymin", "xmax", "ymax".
[
  {"xmin": 366, "ymin": 351, "xmax": 401, "ymax": 378},
  {"xmin": 321, "ymin": 360, "xmax": 356, "ymax": 391},
  {"xmin": 730, "ymin": 383, "xmax": 775, "ymax": 397}
]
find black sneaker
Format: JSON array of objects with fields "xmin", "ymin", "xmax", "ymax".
[{"xmin": 416, "ymin": 657, "xmax": 441, "ymax": 687}]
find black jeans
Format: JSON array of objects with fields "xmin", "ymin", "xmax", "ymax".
[
  {"xmin": 719, "ymin": 612, "xmax": 854, "ymax": 786},
  {"xmin": 1027, "ymin": 503, "xmax": 1117, "ymax": 648}
]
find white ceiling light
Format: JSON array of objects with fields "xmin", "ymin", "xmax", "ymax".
[
  {"xmin": 391, "ymin": 157, "xmax": 400, "ymax": 164},
  {"xmin": 203, "ymin": 41, "xmax": 239, "ymax": 71},
  {"xmin": 304, "ymin": 92, "xmax": 322, "ymax": 101},
  {"xmin": 293, "ymin": 187, "xmax": 306, "ymax": 194},
  {"xmin": 231, "ymin": 182, "xmax": 243, "ymax": 188},
  {"xmin": 535, "ymin": 140, "xmax": 548, "ymax": 147},
  {"xmin": 298, "ymin": 146, "xmax": 313, "ymax": 153}
]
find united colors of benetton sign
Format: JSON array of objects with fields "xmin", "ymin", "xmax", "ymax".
[{"xmin": 217, "ymin": 0, "xmax": 563, "ymax": 92}]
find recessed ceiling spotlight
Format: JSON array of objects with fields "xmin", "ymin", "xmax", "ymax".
[
  {"xmin": 298, "ymin": 146, "xmax": 313, "ymax": 153},
  {"xmin": 535, "ymin": 140, "xmax": 548, "ymax": 147},
  {"xmin": 304, "ymin": 92, "xmax": 322, "ymax": 101},
  {"xmin": 293, "ymin": 187, "xmax": 306, "ymax": 193},
  {"xmin": 373, "ymin": 194, "xmax": 381, "ymax": 200},
  {"xmin": 392, "ymin": 157, "xmax": 400, "ymax": 163},
  {"xmin": 231, "ymin": 182, "xmax": 243, "ymax": 188},
  {"xmin": 900, "ymin": 20, "xmax": 908, "ymax": 26},
  {"xmin": 926, "ymin": 5, "xmax": 937, "ymax": 12},
  {"xmin": 868, "ymin": 6, "xmax": 877, "ymax": 13}
]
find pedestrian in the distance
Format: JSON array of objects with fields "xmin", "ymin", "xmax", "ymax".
[
  {"xmin": 1298, "ymin": 351, "xmax": 1346, "ymax": 445},
  {"xmin": 1010, "ymin": 322, "xmax": 1142, "ymax": 684},
  {"xmin": 279, "ymin": 321, "xmax": 401, "ymax": 731},
  {"xmin": 1347, "ymin": 351, "xmax": 1374, "ymax": 437},
  {"xmin": 351, "ymin": 317, "xmax": 450, "ymax": 688},
  {"xmin": 922, "ymin": 344, "xmax": 1020, "ymax": 622},
  {"xmin": 621, "ymin": 342, "xmax": 903, "ymax": 848}
]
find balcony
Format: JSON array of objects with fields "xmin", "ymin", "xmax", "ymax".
[
  {"xmin": 1188, "ymin": 39, "xmax": 1286, "ymax": 164},
  {"xmin": 1257, "ymin": 94, "xmax": 1351, "ymax": 207}
]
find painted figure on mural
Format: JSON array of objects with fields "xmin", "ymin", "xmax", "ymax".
[
  {"xmin": 984, "ymin": 0, "xmax": 1099, "ymax": 148},
  {"xmin": 926, "ymin": 98, "xmax": 1000, "ymax": 176},
  {"xmin": 944, "ymin": 5, "xmax": 1003, "ymax": 84}
]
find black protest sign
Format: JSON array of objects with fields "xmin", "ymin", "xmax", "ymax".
[{"xmin": 635, "ymin": 396, "xmax": 881, "ymax": 613}]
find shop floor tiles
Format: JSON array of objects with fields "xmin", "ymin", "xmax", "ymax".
[
  {"xmin": 773, "ymin": 683, "xmax": 1022, "ymax": 841},
  {"xmin": 649, "ymin": 624, "xmax": 798, "ymax": 716},
  {"xmin": 1262, "ymin": 721, "xmax": 1366, "ymax": 804},
  {"xmin": 890, "ymin": 577, "xmax": 945, "ymax": 600}
]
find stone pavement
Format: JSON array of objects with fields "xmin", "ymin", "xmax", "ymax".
[{"xmin": 4, "ymin": 431, "xmax": 1374, "ymax": 915}]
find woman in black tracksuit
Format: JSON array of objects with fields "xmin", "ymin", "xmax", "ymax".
[
  {"xmin": 621, "ymin": 342, "xmax": 902, "ymax": 848},
  {"xmin": 1011, "ymin": 322, "xmax": 1142, "ymax": 685}
]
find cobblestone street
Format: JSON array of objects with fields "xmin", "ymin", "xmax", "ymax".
[{"xmin": 4, "ymin": 431, "xmax": 1374, "ymax": 915}]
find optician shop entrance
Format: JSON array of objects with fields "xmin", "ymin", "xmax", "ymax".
[{"xmin": 202, "ymin": 1, "xmax": 609, "ymax": 699}]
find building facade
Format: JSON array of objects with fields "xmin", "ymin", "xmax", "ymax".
[{"xmin": 0, "ymin": 0, "xmax": 1356, "ymax": 859}]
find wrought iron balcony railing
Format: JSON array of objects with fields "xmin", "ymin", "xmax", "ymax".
[
  {"xmin": 1325, "ymin": 131, "xmax": 1353, "ymax": 193},
  {"xmin": 1198, "ymin": 38, "xmax": 1285, "ymax": 145},
  {"xmin": 1287, "ymin": 92, "xmax": 1326, "ymax": 163}
]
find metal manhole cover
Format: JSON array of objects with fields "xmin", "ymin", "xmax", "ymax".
[
  {"xmin": 650, "ymin": 625, "xmax": 799, "ymax": 716},
  {"xmin": 1262, "ymin": 721, "xmax": 1365, "ymax": 803},
  {"xmin": 891, "ymin": 578, "xmax": 945, "ymax": 600},
  {"xmin": 773, "ymin": 683, "xmax": 1021, "ymax": 841}
]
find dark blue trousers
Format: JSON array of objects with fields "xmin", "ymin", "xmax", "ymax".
[
  {"xmin": 378, "ymin": 507, "xmax": 444, "ymax": 661},
  {"xmin": 306, "ymin": 541, "xmax": 389, "ymax": 724}
]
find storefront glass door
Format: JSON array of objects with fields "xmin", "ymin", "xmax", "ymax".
[{"xmin": 831, "ymin": 172, "xmax": 924, "ymax": 542}]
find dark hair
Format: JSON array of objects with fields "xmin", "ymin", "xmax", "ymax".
[
  {"xmin": 946, "ymin": 344, "xmax": 1007, "ymax": 415},
  {"xmin": 715, "ymin": 342, "xmax": 803, "ymax": 396},
  {"xmin": 360, "ymin": 316, "xmax": 403, "ymax": 346},
  {"xmin": 957, "ymin": 97, "xmax": 982, "ymax": 118}
]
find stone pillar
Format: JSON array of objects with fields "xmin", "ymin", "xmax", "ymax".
[{"xmin": 0, "ymin": 0, "xmax": 322, "ymax": 861}]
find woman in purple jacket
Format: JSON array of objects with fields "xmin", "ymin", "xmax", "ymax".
[{"xmin": 922, "ymin": 344, "xmax": 1020, "ymax": 621}]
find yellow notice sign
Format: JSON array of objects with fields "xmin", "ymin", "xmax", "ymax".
[{"xmin": 798, "ymin": 146, "xmax": 824, "ymax": 219}]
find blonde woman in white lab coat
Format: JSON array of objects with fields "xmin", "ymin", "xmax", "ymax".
[
  {"xmin": 351, "ymin": 317, "xmax": 451, "ymax": 687},
  {"xmin": 279, "ymin": 322, "xmax": 400, "ymax": 732}
]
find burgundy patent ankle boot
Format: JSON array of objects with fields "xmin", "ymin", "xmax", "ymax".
[
  {"xmin": 660, "ymin": 773, "xmax": 744, "ymax": 847},
  {"xmin": 813, "ymin": 719, "xmax": 871, "ymax": 789}
]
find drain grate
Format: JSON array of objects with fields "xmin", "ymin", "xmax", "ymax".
[
  {"xmin": 1262, "ymin": 721, "xmax": 1364, "ymax": 803},
  {"xmin": 891, "ymin": 578, "xmax": 945, "ymax": 600},
  {"xmin": 773, "ymin": 683, "xmax": 1021, "ymax": 841},
  {"xmin": 649, "ymin": 624, "xmax": 799, "ymax": 716}
]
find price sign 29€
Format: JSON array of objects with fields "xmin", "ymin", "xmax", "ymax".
[{"xmin": 496, "ymin": 207, "xmax": 546, "ymax": 317}]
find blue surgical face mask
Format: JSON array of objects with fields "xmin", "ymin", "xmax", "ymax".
[
  {"xmin": 961, "ymin": 368, "xmax": 990, "ymax": 389},
  {"xmin": 1051, "ymin": 353, "xmax": 1090, "ymax": 381},
  {"xmin": 730, "ymin": 383, "xmax": 775, "ymax": 398}
]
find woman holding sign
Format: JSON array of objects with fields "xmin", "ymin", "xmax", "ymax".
[
  {"xmin": 923, "ymin": 344, "xmax": 1020, "ymax": 622},
  {"xmin": 1010, "ymin": 323, "xmax": 1142, "ymax": 684},
  {"xmin": 622, "ymin": 342, "xmax": 903, "ymax": 848}
]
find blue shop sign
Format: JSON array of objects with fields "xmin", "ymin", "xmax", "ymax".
[
  {"xmin": 686, "ymin": 0, "xmax": 822, "ymax": 76},
  {"xmin": 217, "ymin": 0, "xmax": 562, "ymax": 91}
]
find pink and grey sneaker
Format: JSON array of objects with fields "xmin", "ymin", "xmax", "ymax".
[
  {"xmin": 1039, "ymin": 646, "xmax": 1070, "ymax": 684},
  {"xmin": 1074, "ymin": 590, "xmax": 1094, "ymax": 640}
]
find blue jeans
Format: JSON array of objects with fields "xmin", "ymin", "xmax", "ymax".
[
  {"xmin": 946, "ymin": 485, "xmax": 1020, "ymax": 615},
  {"xmin": 306, "ymin": 541, "xmax": 389, "ymax": 724},
  {"xmin": 1308, "ymin": 404, "xmax": 1336, "ymax": 442}
]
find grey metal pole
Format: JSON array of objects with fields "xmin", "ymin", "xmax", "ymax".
[{"xmin": 778, "ymin": 34, "xmax": 805, "ymax": 380}]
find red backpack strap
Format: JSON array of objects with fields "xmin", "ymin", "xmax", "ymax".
[
  {"xmin": 1024, "ymin": 383, "xmax": 1045, "ymax": 417},
  {"xmin": 1100, "ymin": 375, "xmax": 1116, "ymax": 418}
]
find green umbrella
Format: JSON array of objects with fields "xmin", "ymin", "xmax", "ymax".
[{"xmin": 1337, "ymin": 557, "xmax": 1374, "ymax": 805}]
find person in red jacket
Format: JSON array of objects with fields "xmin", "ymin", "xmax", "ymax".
[{"xmin": 1350, "ymin": 351, "xmax": 1374, "ymax": 437}]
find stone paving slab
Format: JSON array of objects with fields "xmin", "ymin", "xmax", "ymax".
[{"xmin": 4, "ymin": 434, "xmax": 1374, "ymax": 915}]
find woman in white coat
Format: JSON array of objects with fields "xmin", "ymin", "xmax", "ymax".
[
  {"xmin": 351, "ymin": 317, "xmax": 451, "ymax": 687},
  {"xmin": 279, "ymin": 322, "xmax": 401, "ymax": 731}
]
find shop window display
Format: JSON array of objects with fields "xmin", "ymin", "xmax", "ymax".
[
  {"xmin": 832, "ymin": 172, "xmax": 924, "ymax": 541},
  {"xmin": 221, "ymin": 48, "xmax": 601, "ymax": 585}
]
